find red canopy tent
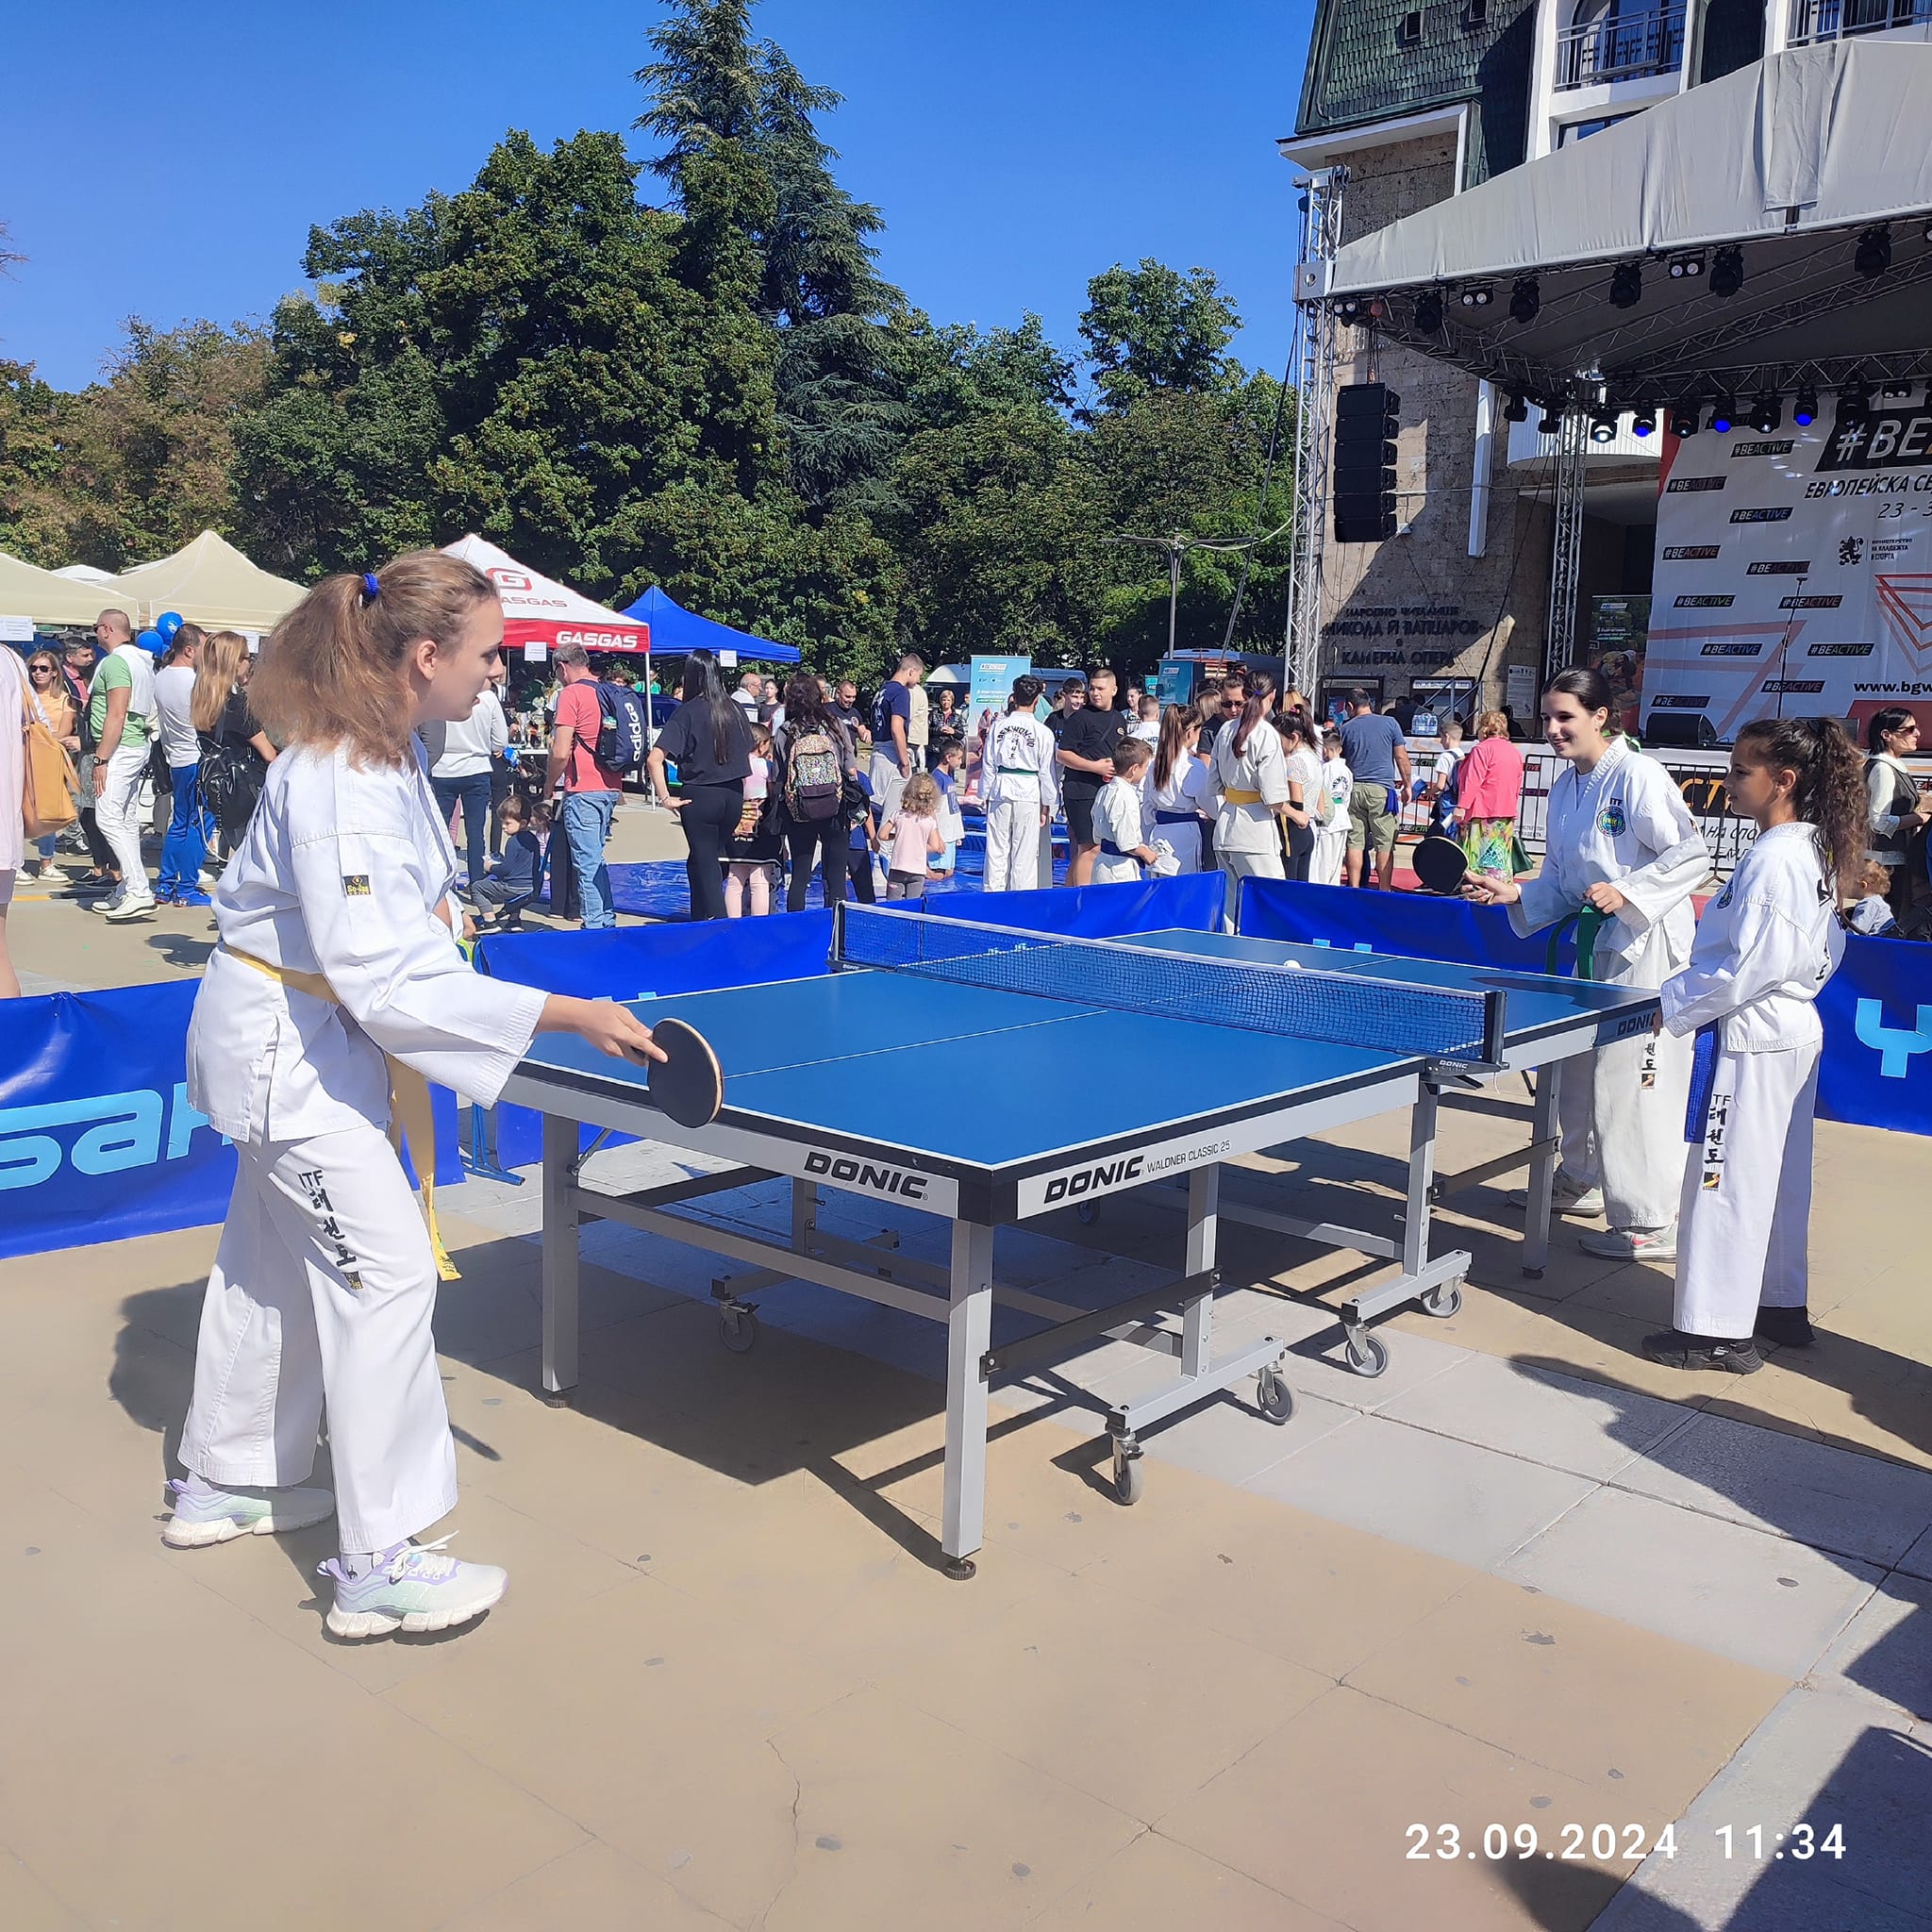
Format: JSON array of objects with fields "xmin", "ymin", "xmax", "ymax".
[{"xmin": 441, "ymin": 534, "xmax": 648, "ymax": 655}]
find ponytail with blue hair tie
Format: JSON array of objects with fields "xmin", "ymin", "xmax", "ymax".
[{"xmin": 360, "ymin": 572, "xmax": 380, "ymax": 604}]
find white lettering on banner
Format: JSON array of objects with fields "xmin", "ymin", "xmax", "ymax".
[
  {"xmin": 1646, "ymin": 401, "xmax": 1932, "ymax": 738},
  {"xmin": 0, "ymin": 1085, "xmax": 220, "ymax": 1190}
]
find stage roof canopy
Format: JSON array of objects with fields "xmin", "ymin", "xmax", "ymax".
[
  {"xmin": 1319, "ymin": 40, "xmax": 1932, "ymax": 405},
  {"xmin": 620, "ymin": 584, "xmax": 800, "ymax": 663}
]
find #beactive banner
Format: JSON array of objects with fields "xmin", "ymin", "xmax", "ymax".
[
  {"xmin": 1645, "ymin": 391, "xmax": 1932, "ymax": 742},
  {"xmin": 1239, "ymin": 878, "xmax": 1932, "ymax": 1140},
  {"xmin": 0, "ymin": 983, "xmax": 460, "ymax": 1262}
]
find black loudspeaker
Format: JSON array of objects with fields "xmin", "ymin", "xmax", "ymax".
[
  {"xmin": 1642, "ymin": 710, "xmax": 1718, "ymax": 748},
  {"xmin": 1333, "ymin": 382, "xmax": 1401, "ymax": 542}
]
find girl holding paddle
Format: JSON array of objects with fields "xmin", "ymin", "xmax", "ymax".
[
  {"xmin": 167, "ymin": 553, "xmax": 659, "ymax": 1641},
  {"xmin": 1461, "ymin": 668, "xmax": 1707, "ymax": 1261}
]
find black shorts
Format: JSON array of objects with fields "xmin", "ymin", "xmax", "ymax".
[{"xmin": 1064, "ymin": 787, "xmax": 1099, "ymax": 845}]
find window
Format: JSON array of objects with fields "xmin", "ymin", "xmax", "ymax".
[
  {"xmin": 1397, "ymin": 10, "xmax": 1424, "ymax": 46},
  {"xmin": 1557, "ymin": 111, "xmax": 1639, "ymax": 143},
  {"xmin": 1462, "ymin": 0, "xmax": 1489, "ymax": 24}
]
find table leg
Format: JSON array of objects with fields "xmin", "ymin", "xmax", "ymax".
[
  {"xmin": 1523, "ymin": 1062, "xmax": 1561, "ymax": 1279},
  {"xmin": 941, "ymin": 1218, "xmax": 995, "ymax": 1580},
  {"xmin": 1181, "ymin": 1165, "xmax": 1220, "ymax": 1380},
  {"xmin": 541, "ymin": 1113, "xmax": 580, "ymax": 1403},
  {"xmin": 1404, "ymin": 1087, "xmax": 1440, "ymax": 1278}
]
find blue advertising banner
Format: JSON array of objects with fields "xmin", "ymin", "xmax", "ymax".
[
  {"xmin": 968, "ymin": 656, "xmax": 1030, "ymax": 743},
  {"xmin": 1, "ymin": 982, "xmax": 462, "ymax": 1261},
  {"xmin": 1240, "ymin": 878, "xmax": 1932, "ymax": 1138}
]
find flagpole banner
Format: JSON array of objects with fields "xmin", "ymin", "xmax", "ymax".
[{"xmin": 1644, "ymin": 392, "xmax": 1932, "ymax": 743}]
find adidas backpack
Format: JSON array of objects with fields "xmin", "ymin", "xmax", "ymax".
[{"xmin": 591, "ymin": 680, "xmax": 650, "ymax": 770}]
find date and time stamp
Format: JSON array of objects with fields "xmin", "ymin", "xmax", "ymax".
[{"xmin": 1406, "ymin": 1822, "xmax": 1846, "ymax": 1864}]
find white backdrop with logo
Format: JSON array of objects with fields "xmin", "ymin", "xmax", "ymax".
[{"xmin": 1643, "ymin": 396, "xmax": 1932, "ymax": 740}]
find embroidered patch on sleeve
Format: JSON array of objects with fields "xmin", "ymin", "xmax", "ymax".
[{"xmin": 342, "ymin": 874, "xmax": 372, "ymax": 897}]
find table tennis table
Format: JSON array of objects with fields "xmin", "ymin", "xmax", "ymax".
[{"xmin": 502, "ymin": 904, "xmax": 1660, "ymax": 1576}]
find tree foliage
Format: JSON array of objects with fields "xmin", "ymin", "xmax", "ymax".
[{"xmin": 7, "ymin": 0, "xmax": 1292, "ymax": 691}]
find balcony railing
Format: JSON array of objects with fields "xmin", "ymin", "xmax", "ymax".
[
  {"xmin": 1555, "ymin": 4, "xmax": 1686, "ymax": 89},
  {"xmin": 1788, "ymin": 0, "xmax": 1932, "ymax": 45}
]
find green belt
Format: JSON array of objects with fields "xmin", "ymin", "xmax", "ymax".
[
  {"xmin": 1568, "ymin": 903, "xmax": 1612, "ymax": 982},
  {"xmin": 994, "ymin": 767, "xmax": 1041, "ymax": 775}
]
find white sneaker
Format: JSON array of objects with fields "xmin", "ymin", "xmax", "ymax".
[
  {"xmin": 197, "ymin": 871, "xmax": 221, "ymax": 891},
  {"xmin": 163, "ymin": 1477, "xmax": 336, "ymax": 1547},
  {"xmin": 104, "ymin": 894, "xmax": 158, "ymax": 923},
  {"xmin": 319, "ymin": 1537, "xmax": 508, "ymax": 1640},
  {"xmin": 1508, "ymin": 1174, "xmax": 1605, "ymax": 1217},
  {"xmin": 1579, "ymin": 1224, "xmax": 1678, "ymax": 1262}
]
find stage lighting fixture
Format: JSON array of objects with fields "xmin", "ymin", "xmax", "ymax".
[
  {"xmin": 1608, "ymin": 262, "xmax": 1642, "ymax": 309},
  {"xmin": 1793, "ymin": 387, "xmax": 1818, "ymax": 426},
  {"xmin": 1413, "ymin": 291, "xmax": 1445, "ymax": 333},
  {"xmin": 1509, "ymin": 276, "xmax": 1541, "ymax": 325},
  {"xmin": 1537, "ymin": 403, "xmax": 1562, "ymax": 436},
  {"xmin": 1709, "ymin": 247, "xmax": 1744, "ymax": 298},
  {"xmin": 1458, "ymin": 283, "xmax": 1492, "ymax": 308},
  {"xmin": 1668, "ymin": 253, "xmax": 1705, "ymax": 279},
  {"xmin": 1670, "ymin": 401, "xmax": 1701, "ymax": 438},
  {"xmin": 1856, "ymin": 226, "xmax": 1891, "ymax": 278},
  {"xmin": 1502, "ymin": 391, "xmax": 1529, "ymax": 423},
  {"xmin": 1631, "ymin": 408, "xmax": 1657, "ymax": 438},
  {"xmin": 1840, "ymin": 377, "xmax": 1871, "ymax": 422},
  {"xmin": 1589, "ymin": 410, "xmax": 1619, "ymax": 443},
  {"xmin": 1749, "ymin": 394, "xmax": 1783, "ymax": 434},
  {"xmin": 1338, "ymin": 297, "xmax": 1363, "ymax": 325},
  {"xmin": 1710, "ymin": 396, "xmax": 1736, "ymax": 433}
]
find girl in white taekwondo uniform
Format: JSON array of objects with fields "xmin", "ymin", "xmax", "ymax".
[
  {"xmin": 980, "ymin": 674, "xmax": 1059, "ymax": 891},
  {"xmin": 1211, "ymin": 689, "xmax": 1295, "ymax": 927},
  {"xmin": 1463, "ymin": 667, "xmax": 1708, "ymax": 1260},
  {"xmin": 1641, "ymin": 716, "xmax": 1863, "ymax": 1374},
  {"xmin": 1148, "ymin": 703, "xmax": 1216, "ymax": 874},
  {"xmin": 166, "ymin": 554, "xmax": 659, "ymax": 1639}
]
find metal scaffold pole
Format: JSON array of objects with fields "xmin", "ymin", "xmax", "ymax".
[
  {"xmin": 1283, "ymin": 166, "xmax": 1344, "ymax": 702},
  {"xmin": 1543, "ymin": 408, "xmax": 1589, "ymax": 676}
]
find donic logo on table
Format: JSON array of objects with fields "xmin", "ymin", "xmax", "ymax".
[
  {"xmin": 804, "ymin": 1150, "xmax": 928, "ymax": 1200},
  {"xmin": 0, "ymin": 1085, "xmax": 222, "ymax": 1190},
  {"xmin": 1043, "ymin": 1156, "xmax": 1144, "ymax": 1204}
]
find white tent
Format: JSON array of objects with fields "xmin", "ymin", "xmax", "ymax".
[
  {"xmin": 0, "ymin": 549, "xmax": 139, "ymax": 632},
  {"xmin": 106, "ymin": 530, "xmax": 307, "ymax": 634},
  {"xmin": 440, "ymin": 534, "xmax": 650, "ymax": 655},
  {"xmin": 52, "ymin": 563, "xmax": 120, "ymax": 586},
  {"xmin": 1321, "ymin": 40, "xmax": 1932, "ymax": 402}
]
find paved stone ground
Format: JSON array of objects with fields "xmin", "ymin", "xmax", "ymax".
[{"xmin": 6, "ymin": 809, "xmax": 1928, "ymax": 1930}]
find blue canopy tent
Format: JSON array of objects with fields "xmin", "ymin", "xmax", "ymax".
[{"xmin": 620, "ymin": 587, "xmax": 800, "ymax": 714}]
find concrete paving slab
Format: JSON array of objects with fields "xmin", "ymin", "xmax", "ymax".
[
  {"xmin": 1501, "ymin": 1487, "xmax": 1882, "ymax": 1680},
  {"xmin": 1590, "ymin": 1686, "xmax": 1932, "ymax": 1932},
  {"xmin": 1806, "ymin": 1571, "xmax": 1932, "ymax": 1723},
  {"xmin": 433, "ymin": 1840, "xmax": 736, "ymax": 1930},
  {"xmin": 1900, "ymin": 1522, "xmax": 1932, "ymax": 1583},
  {"xmin": 1134, "ymin": 1385, "xmax": 1356, "ymax": 1486},
  {"xmin": 1025, "ymin": 1829, "xmax": 1346, "ymax": 1931},
  {"xmin": 1378, "ymin": 1351, "xmax": 1697, "ymax": 1481},
  {"xmin": 1611, "ymin": 1408, "xmax": 1932, "ymax": 1568},
  {"xmin": 1242, "ymin": 1411, "xmax": 1597, "ymax": 1570}
]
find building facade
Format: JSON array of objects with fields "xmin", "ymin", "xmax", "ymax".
[{"xmin": 1282, "ymin": 0, "xmax": 1932, "ymax": 721}]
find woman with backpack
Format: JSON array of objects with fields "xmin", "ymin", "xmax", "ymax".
[
  {"xmin": 192, "ymin": 630, "xmax": 278, "ymax": 866},
  {"xmin": 646, "ymin": 649, "xmax": 752, "ymax": 922},
  {"xmin": 774, "ymin": 674, "xmax": 859, "ymax": 911}
]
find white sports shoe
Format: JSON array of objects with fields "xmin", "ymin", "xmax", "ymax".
[
  {"xmin": 163, "ymin": 1477, "xmax": 336, "ymax": 1547},
  {"xmin": 1508, "ymin": 1174, "xmax": 1605, "ymax": 1217},
  {"xmin": 104, "ymin": 893, "xmax": 158, "ymax": 923},
  {"xmin": 1579, "ymin": 1224, "xmax": 1678, "ymax": 1262},
  {"xmin": 319, "ymin": 1537, "xmax": 508, "ymax": 1640}
]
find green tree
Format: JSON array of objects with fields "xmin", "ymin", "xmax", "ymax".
[{"xmin": 1078, "ymin": 259, "xmax": 1243, "ymax": 414}]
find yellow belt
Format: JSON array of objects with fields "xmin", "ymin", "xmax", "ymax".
[
  {"xmin": 223, "ymin": 946, "xmax": 459, "ymax": 1281},
  {"xmin": 1224, "ymin": 787, "xmax": 1263, "ymax": 805}
]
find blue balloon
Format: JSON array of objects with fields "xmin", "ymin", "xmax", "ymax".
[
  {"xmin": 156, "ymin": 611, "xmax": 184, "ymax": 641},
  {"xmin": 137, "ymin": 629, "xmax": 166, "ymax": 655}
]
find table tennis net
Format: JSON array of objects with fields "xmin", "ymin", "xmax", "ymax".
[{"xmin": 835, "ymin": 906, "xmax": 1500, "ymax": 1062}]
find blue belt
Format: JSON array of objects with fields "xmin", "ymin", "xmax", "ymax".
[
  {"xmin": 1154, "ymin": 809, "xmax": 1199, "ymax": 824},
  {"xmin": 1683, "ymin": 1023, "xmax": 1720, "ymax": 1142},
  {"xmin": 1100, "ymin": 840, "xmax": 1133, "ymax": 858}
]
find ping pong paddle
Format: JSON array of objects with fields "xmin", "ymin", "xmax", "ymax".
[
  {"xmin": 638, "ymin": 1016, "xmax": 723, "ymax": 1128},
  {"xmin": 1412, "ymin": 834, "xmax": 1470, "ymax": 897}
]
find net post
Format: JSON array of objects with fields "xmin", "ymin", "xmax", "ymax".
[
  {"xmin": 829, "ymin": 895, "xmax": 846, "ymax": 971},
  {"xmin": 1481, "ymin": 985, "xmax": 1508, "ymax": 1071}
]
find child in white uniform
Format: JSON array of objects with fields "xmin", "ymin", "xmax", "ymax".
[
  {"xmin": 1276, "ymin": 708, "xmax": 1324, "ymax": 882},
  {"xmin": 167, "ymin": 555, "xmax": 658, "ymax": 1640},
  {"xmin": 1092, "ymin": 737, "xmax": 1159, "ymax": 882},
  {"xmin": 1149, "ymin": 704, "xmax": 1216, "ymax": 874},
  {"xmin": 1464, "ymin": 668, "xmax": 1708, "ymax": 1259},
  {"xmin": 1311, "ymin": 727, "xmax": 1353, "ymax": 887},
  {"xmin": 1643, "ymin": 716, "xmax": 1863, "ymax": 1373},
  {"xmin": 1212, "ymin": 695, "xmax": 1293, "ymax": 927},
  {"xmin": 981, "ymin": 675, "xmax": 1058, "ymax": 892}
]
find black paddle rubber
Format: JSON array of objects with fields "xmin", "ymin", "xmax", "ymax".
[
  {"xmin": 642, "ymin": 1016, "xmax": 723, "ymax": 1128},
  {"xmin": 1413, "ymin": 834, "xmax": 1471, "ymax": 896}
]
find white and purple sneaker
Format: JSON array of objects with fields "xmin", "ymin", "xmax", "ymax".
[
  {"xmin": 163, "ymin": 1476, "xmax": 336, "ymax": 1548},
  {"xmin": 318, "ymin": 1537, "xmax": 508, "ymax": 1640}
]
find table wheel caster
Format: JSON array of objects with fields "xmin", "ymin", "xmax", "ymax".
[
  {"xmin": 1256, "ymin": 1366, "xmax": 1295, "ymax": 1424},
  {"xmin": 941, "ymin": 1556, "xmax": 977, "ymax": 1582},
  {"xmin": 541, "ymin": 1389, "xmax": 575, "ymax": 1409},
  {"xmin": 1343, "ymin": 1331, "xmax": 1390, "ymax": 1378},
  {"xmin": 1421, "ymin": 1283, "xmax": 1463, "ymax": 1320},
  {"xmin": 1111, "ymin": 1436, "xmax": 1145, "ymax": 1505},
  {"xmin": 720, "ymin": 1306, "xmax": 760, "ymax": 1354}
]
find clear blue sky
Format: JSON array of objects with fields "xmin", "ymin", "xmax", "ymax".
[{"xmin": 2, "ymin": 0, "xmax": 1315, "ymax": 393}]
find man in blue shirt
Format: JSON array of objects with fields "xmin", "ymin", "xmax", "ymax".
[
  {"xmin": 868, "ymin": 652, "xmax": 924, "ymax": 825},
  {"xmin": 1338, "ymin": 689, "xmax": 1411, "ymax": 890}
]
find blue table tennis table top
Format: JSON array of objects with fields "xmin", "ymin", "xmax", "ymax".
[{"xmin": 517, "ymin": 925, "xmax": 1657, "ymax": 1208}]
